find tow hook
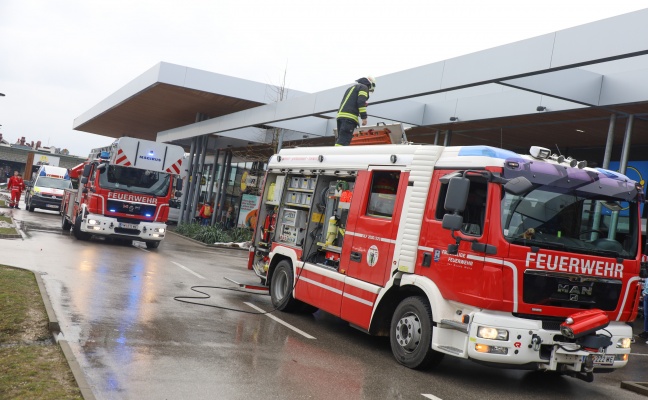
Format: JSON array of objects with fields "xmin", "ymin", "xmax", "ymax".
[
  {"xmin": 531, "ymin": 334, "xmax": 542, "ymax": 351},
  {"xmin": 559, "ymin": 355, "xmax": 595, "ymax": 383}
]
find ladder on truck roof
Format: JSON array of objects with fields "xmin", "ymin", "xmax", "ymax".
[{"xmin": 343, "ymin": 122, "xmax": 408, "ymax": 146}]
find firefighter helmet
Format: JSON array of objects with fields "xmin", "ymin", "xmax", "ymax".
[{"xmin": 366, "ymin": 76, "xmax": 376, "ymax": 92}]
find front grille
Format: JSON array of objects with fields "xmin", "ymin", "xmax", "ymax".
[
  {"xmin": 542, "ymin": 320, "xmax": 562, "ymax": 331},
  {"xmin": 114, "ymin": 228, "xmax": 140, "ymax": 235},
  {"xmin": 523, "ymin": 270, "xmax": 621, "ymax": 311},
  {"xmin": 107, "ymin": 200, "xmax": 156, "ymax": 217}
]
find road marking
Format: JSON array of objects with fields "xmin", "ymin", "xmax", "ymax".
[
  {"xmin": 135, "ymin": 246, "xmax": 150, "ymax": 253},
  {"xmin": 422, "ymin": 394, "xmax": 443, "ymax": 400},
  {"xmin": 171, "ymin": 261, "xmax": 205, "ymax": 279},
  {"xmin": 244, "ymin": 302, "xmax": 316, "ymax": 340}
]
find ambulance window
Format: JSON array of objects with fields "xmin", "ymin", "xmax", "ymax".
[{"xmin": 367, "ymin": 171, "xmax": 400, "ymax": 218}]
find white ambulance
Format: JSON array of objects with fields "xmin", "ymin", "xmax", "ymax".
[{"xmin": 25, "ymin": 165, "xmax": 72, "ymax": 212}]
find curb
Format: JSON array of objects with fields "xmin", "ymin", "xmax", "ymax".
[
  {"xmin": 166, "ymin": 229, "xmax": 248, "ymax": 251},
  {"xmin": 621, "ymin": 381, "xmax": 648, "ymax": 396},
  {"xmin": 34, "ymin": 272, "xmax": 96, "ymax": 400}
]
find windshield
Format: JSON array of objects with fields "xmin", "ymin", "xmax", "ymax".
[
  {"xmin": 35, "ymin": 176, "xmax": 72, "ymax": 190},
  {"xmin": 99, "ymin": 165, "xmax": 170, "ymax": 197},
  {"xmin": 502, "ymin": 188, "xmax": 639, "ymax": 259}
]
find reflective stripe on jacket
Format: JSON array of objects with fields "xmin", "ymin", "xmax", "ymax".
[{"xmin": 336, "ymin": 83, "xmax": 370, "ymax": 123}]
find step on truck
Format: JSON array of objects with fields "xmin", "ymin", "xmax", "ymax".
[
  {"xmin": 247, "ymin": 134, "xmax": 647, "ymax": 382},
  {"xmin": 61, "ymin": 137, "xmax": 184, "ymax": 249}
]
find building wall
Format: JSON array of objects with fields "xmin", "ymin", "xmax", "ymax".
[{"xmin": 0, "ymin": 146, "xmax": 85, "ymax": 182}]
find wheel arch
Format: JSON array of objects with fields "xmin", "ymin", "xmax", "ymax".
[
  {"xmin": 267, "ymin": 247, "xmax": 300, "ymax": 286},
  {"xmin": 369, "ymin": 274, "xmax": 447, "ymax": 336}
]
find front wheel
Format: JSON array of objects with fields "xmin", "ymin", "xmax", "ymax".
[
  {"xmin": 73, "ymin": 216, "xmax": 91, "ymax": 241},
  {"xmin": 270, "ymin": 260, "xmax": 300, "ymax": 312},
  {"xmin": 390, "ymin": 296, "xmax": 444, "ymax": 370},
  {"xmin": 61, "ymin": 212, "xmax": 71, "ymax": 231},
  {"xmin": 145, "ymin": 241, "xmax": 160, "ymax": 249}
]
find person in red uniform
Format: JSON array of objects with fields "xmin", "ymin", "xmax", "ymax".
[
  {"xmin": 7, "ymin": 171, "xmax": 25, "ymax": 209},
  {"xmin": 198, "ymin": 202, "xmax": 213, "ymax": 226}
]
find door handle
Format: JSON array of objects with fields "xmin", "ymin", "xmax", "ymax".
[{"xmin": 350, "ymin": 251, "xmax": 362, "ymax": 262}]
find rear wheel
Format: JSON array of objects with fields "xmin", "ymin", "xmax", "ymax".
[
  {"xmin": 145, "ymin": 241, "xmax": 160, "ymax": 249},
  {"xmin": 270, "ymin": 260, "xmax": 301, "ymax": 312},
  {"xmin": 390, "ymin": 296, "xmax": 444, "ymax": 370},
  {"xmin": 73, "ymin": 216, "xmax": 91, "ymax": 241},
  {"xmin": 61, "ymin": 212, "xmax": 71, "ymax": 231}
]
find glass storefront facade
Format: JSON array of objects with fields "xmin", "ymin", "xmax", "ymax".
[{"xmin": 196, "ymin": 161, "xmax": 265, "ymax": 228}]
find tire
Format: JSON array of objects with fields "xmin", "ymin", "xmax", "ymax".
[
  {"xmin": 390, "ymin": 296, "xmax": 444, "ymax": 370},
  {"xmin": 27, "ymin": 197, "xmax": 34, "ymax": 212},
  {"xmin": 61, "ymin": 212, "xmax": 72, "ymax": 231},
  {"xmin": 270, "ymin": 260, "xmax": 300, "ymax": 312},
  {"xmin": 73, "ymin": 216, "xmax": 91, "ymax": 241},
  {"xmin": 145, "ymin": 241, "xmax": 160, "ymax": 249}
]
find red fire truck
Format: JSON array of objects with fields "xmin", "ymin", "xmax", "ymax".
[
  {"xmin": 247, "ymin": 139, "xmax": 646, "ymax": 382},
  {"xmin": 61, "ymin": 137, "xmax": 184, "ymax": 249}
]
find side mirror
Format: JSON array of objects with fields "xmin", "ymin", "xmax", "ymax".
[
  {"xmin": 175, "ymin": 178, "xmax": 183, "ymax": 191},
  {"xmin": 442, "ymin": 213, "xmax": 463, "ymax": 231},
  {"xmin": 175, "ymin": 190, "xmax": 182, "ymax": 198},
  {"xmin": 445, "ymin": 177, "xmax": 470, "ymax": 213},
  {"xmin": 81, "ymin": 177, "xmax": 88, "ymax": 185},
  {"xmin": 640, "ymin": 262, "xmax": 648, "ymax": 279},
  {"xmin": 82, "ymin": 164, "xmax": 92, "ymax": 178}
]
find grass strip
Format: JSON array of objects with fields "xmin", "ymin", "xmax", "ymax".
[
  {"xmin": 0, "ymin": 215, "xmax": 18, "ymax": 235},
  {"xmin": 0, "ymin": 265, "xmax": 82, "ymax": 399}
]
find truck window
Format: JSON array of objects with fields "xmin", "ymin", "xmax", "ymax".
[
  {"xmin": 99, "ymin": 165, "xmax": 170, "ymax": 197},
  {"xmin": 34, "ymin": 176, "xmax": 73, "ymax": 190},
  {"xmin": 366, "ymin": 171, "xmax": 400, "ymax": 218},
  {"xmin": 435, "ymin": 177, "xmax": 487, "ymax": 236}
]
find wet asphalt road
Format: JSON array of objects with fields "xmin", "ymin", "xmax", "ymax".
[{"xmin": 1, "ymin": 200, "xmax": 647, "ymax": 400}]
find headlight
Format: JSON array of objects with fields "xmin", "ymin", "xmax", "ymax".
[
  {"xmin": 87, "ymin": 219, "xmax": 100, "ymax": 226},
  {"xmin": 477, "ymin": 326, "xmax": 509, "ymax": 341},
  {"xmin": 156, "ymin": 228, "xmax": 165, "ymax": 233},
  {"xmin": 617, "ymin": 338, "xmax": 632, "ymax": 349}
]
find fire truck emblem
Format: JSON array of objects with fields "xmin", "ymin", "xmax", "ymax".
[{"xmin": 367, "ymin": 245, "xmax": 379, "ymax": 267}]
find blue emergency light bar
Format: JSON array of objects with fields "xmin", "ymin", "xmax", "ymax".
[{"xmin": 458, "ymin": 146, "xmax": 518, "ymax": 160}]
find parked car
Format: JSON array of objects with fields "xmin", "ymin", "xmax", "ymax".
[{"xmin": 167, "ymin": 198, "xmax": 180, "ymax": 224}]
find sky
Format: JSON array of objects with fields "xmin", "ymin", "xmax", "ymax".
[{"xmin": 0, "ymin": 1, "xmax": 647, "ymax": 157}]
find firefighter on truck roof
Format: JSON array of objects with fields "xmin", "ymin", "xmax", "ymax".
[{"xmin": 335, "ymin": 76, "xmax": 376, "ymax": 146}]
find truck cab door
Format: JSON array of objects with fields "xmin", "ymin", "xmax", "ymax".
[
  {"xmin": 419, "ymin": 170, "xmax": 498, "ymax": 307},
  {"xmin": 340, "ymin": 169, "xmax": 406, "ymax": 328}
]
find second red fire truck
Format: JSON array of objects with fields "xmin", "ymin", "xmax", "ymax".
[
  {"xmin": 61, "ymin": 137, "xmax": 184, "ymax": 249},
  {"xmin": 247, "ymin": 136, "xmax": 646, "ymax": 382}
]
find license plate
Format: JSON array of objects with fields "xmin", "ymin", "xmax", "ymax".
[
  {"xmin": 592, "ymin": 354, "xmax": 615, "ymax": 366},
  {"xmin": 46, "ymin": 204, "xmax": 58, "ymax": 209},
  {"xmin": 119, "ymin": 222, "xmax": 139, "ymax": 230}
]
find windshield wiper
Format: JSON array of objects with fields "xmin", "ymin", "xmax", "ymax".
[
  {"xmin": 509, "ymin": 237, "xmax": 566, "ymax": 251},
  {"xmin": 585, "ymin": 248, "xmax": 622, "ymax": 258}
]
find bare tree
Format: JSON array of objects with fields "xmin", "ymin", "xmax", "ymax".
[{"xmin": 266, "ymin": 65, "xmax": 289, "ymax": 153}]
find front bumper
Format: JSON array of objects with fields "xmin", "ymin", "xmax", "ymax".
[
  {"xmin": 31, "ymin": 194, "xmax": 62, "ymax": 210},
  {"xmin": 80, "ymin": 214, "xmax": 166, "ymax": 242},
  {"xmin": 437, "ymin": 310, "xmax": 631, "ymax": 372}
]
